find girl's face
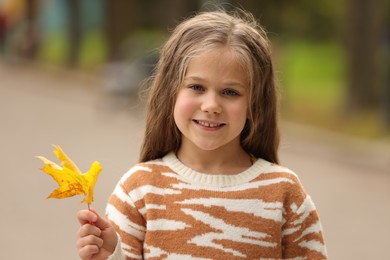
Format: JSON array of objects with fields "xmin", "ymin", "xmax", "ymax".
[{"xmin": 174, "ymin": 47, "xmax": 249, "ymax": 153}]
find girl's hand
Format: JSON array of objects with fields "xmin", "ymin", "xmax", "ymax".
[{"xmin": 76, "ymin": 209, "xmax": 118, "ymax": 260}]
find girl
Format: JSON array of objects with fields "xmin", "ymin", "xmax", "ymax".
[{"xmin": 77, "ymin": 9, "xmax": 328, "ymax": 259}]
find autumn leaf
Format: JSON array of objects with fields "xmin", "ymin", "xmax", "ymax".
[{"xmin": 37, "ymin": 145, "xmax": 102, "ymax": 204}]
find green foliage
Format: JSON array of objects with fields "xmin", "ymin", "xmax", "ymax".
[
  {"xmin": 279, "ymin": 40, "xmax": 346, "ymax": 113},
  {"xmin": 79, "ymin": 30, "xmax": 108, "ymax": 70},
  {"xmin": 278, "ymin": 40, "xmax": 389, "ymax": 138},
  {"xmin": 277, "ymin": 40, "xmax": 346, "ymax": 131},
  {"xmin": 248, "ymin": 0, "xmax": 344, "ymax": 41},
  {"xmin": 38, "ymin": 33, "xmax": 68, "ymax": 64},
  {"xmin": 38, "ymin": 30, "xmax": 108, "ymax": 70},
  {"xmin": 120, "ymin": 29, "xmax": 167, "ymax": 59}
]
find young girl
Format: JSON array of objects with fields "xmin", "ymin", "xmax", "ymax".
[{"xmin": 77, "ymin": 9, "xmax": 327, "ymax": 259}]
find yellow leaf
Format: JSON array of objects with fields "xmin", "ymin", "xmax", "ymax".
[
  {"xmin": 37, "ymin": 145, "xmax": 102, "ymax": 204},
  {"xmin": 53, "ymin": 145, "xmax": 81, "ymax": 174}
]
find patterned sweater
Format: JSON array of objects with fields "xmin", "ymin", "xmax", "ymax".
[{"xmin": 106, "ymin": 152, "xmax": 327, "ymax": 259}]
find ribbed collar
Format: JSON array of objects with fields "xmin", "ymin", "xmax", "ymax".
[{"xmin": 162, "ymin": 152, "xmax": 270, "ymax": 187}]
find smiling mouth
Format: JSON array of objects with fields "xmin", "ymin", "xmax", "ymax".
[{"xmin": 193, "ymin": 120, "xmax": 225, "ymax": 128}]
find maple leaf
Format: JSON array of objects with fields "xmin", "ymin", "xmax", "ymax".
[{"xmin": 37, "ymin": 145, "xmax": 102, "ymax": 204}]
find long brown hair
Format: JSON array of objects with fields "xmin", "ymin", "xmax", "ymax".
[{"xmin": 139, "ymin": 9, "xmax": 280, "ymax": 164}]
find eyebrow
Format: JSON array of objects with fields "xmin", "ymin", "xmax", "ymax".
[{"xmin": 184, "ymin": 76, "xmax": 245, "ymax": 88}]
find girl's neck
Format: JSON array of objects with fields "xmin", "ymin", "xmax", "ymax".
[{"xmin": 176, "ymin": 142, "xmax": 252, "ymax": 175}]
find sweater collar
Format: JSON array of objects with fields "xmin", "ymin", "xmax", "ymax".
[{"xmin": 162, "ymin": 152, "xmax": 271, "ymax": 187}]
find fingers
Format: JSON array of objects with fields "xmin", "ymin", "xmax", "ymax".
[
  {"xmin": 77, "ymin": 223, "xmax": 103, "ymax": 259},
  {"xmin": 78, "ymin": 244, "xmax": 99, "ymax": 260},
  {"xmin": 78, "ymin": 223, "xmax": 101, "ymax": 238},
  {"xmin": 77, "ymin": 229, "xmax": 104, "ymax": 249},
  {"xmin": 77, "ymin": 209, "xmax": 98, "ymax": 225},
  {"xmin": 77, "ymin": 209, "xmax": 111, "ymax": 230},
  {"xmin": 76, "ymin": 209, "xmax": 117, "ymax": 259}
]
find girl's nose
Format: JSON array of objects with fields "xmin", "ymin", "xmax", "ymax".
[{"xmin": 201, "ymin": 92, "xmax": 222, "ymax": 114}]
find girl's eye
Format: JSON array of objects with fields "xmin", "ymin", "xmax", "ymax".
[
  {"xmin": 223, "ymin": 89, "xmax": 240, "ymax": 96},
  {"xmin": 189, "ymin": 84, "xmax": 204, "ymax": 92}
]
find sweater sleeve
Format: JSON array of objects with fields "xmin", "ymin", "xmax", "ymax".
[
  {"xmin": 105, "ymin": 170, "xmax": 146, "ymax": 260},
  {"xmin": 107, "ymin": 235, "xmax": 125, "ymax": 260},
  {"xmin": 281, "ymin": 177, "xmax": 328, "ymax": 259}
]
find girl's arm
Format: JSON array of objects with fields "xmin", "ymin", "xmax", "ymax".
[
  {"xmin": 105, "ymin": 203, "xmax": 145, "ymax": 260},
  {"xmin": 282, "ymin": 194, "xmax": 328, "ymax": 259},
  {"xmin": 105, "ymin": 172, "xmax": 147, "ymax": 260}
]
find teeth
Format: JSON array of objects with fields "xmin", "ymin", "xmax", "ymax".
[{"xmin": 197, "ymin": 121, "xmax": 221, "ymax": 128}]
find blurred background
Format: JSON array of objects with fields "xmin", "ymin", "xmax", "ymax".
[{"xmin": 0, "ymin": 0, "xmax": 389, "ymax": 259}]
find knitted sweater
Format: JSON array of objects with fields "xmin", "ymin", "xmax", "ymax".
[{"xmin": 106, "ymin": 152, "xmax": 327, "ymax": 259}]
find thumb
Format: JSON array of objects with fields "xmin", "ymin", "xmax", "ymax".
[{"xmin": 89, "ymin": 208, "xmax": 111, "ymax": 230}]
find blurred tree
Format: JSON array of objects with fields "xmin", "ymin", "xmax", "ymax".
[
  {"xmin": 105, "ymin": 0, "xmax": 138, "ymax": 61},
  {"xmin": 383, "ymin": 2, "xmax": 390, "ymax": 127},
  {"xmin": 138, "ymin": 0, "xmax": 197, "ymax": 30},
  {"xmin": 23, "ymin": 0, "xmax": 40, "ymax": 60},
  {"xmin": 0, "ymin": 9, "xmax": 5, "ymax": 54},
  {"xmin": 67, "ymin": 0, "xmax": 81, "ymax": 66},
  {"xmin": 344, "ymin": 0, "xmax": 382, "ymax": 113},
  {"xmin": 105, "ymin": 0, "xmax": 198, "ymax": 61},
  {"xmin": 235, "ymin": 0, "xmax": 342, "ymax": 41}
]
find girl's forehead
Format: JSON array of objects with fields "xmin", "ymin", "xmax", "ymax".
[
  {"xmin": 191, "ymin": 46, "xmax": 238, "ymax": 60},
  {"xmin": 187, "ymin": 46, "xmax": 246, "ymax": 68},
  {"xmin": 184, "ymin": 46, "xmax": 250, "ymax": 82}
]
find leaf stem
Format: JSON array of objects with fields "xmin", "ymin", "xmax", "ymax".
[{"xmin": 87, "ymin": 203, "xmax": 93, "ymax": 225}]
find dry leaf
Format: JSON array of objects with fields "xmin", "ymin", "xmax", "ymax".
[{"xmin": 37, "ymin": 145, "xmax": 102, "ymax": 204}]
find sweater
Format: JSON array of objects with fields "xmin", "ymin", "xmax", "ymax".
[{"xmin": 106, "ymin": 152, "xmax": 327, "ymax": 259}]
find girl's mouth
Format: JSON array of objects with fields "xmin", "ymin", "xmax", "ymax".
[{"xmin": 193, "ymin": 120, "xmax": 225, "ymax": 128}]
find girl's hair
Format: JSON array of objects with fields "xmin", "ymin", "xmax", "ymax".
[{"xmin": 139, "ymin": 9, "xmax": 280, "ymax": 164}]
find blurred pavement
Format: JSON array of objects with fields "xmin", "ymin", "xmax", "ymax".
[{"xmin": 0, "ymin": 62, "xmax": 389, "ymax": 259}]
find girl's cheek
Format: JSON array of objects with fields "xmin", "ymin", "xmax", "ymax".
[
  {"xmin": 174, "ymin": 94, "xmax": 197, "ymax": 121},
  {"xmin": 176, "ymin": 94, "xmax": 198, "ymax": 112},
  {"xmin": 228, "ymin": 104, "xmax": 248, "ymax": 120}
]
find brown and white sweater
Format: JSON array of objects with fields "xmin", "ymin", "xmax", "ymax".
[{"xmin": 106, "ymin": 152, "xmax": 327, "ymax": 259}]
